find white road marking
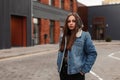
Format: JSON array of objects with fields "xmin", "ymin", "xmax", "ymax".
[
  {"xmin": 90, "ymin": 71, "xmax": 103, "ymax": 80},
  {"xmin": 108, "ymin": 51, "xmax": 120, "ymax": 60}
]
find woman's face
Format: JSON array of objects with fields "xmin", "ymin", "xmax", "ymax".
[{"xmin": 67, "ymin": 15, "xmax": 76, "ymax": 30}]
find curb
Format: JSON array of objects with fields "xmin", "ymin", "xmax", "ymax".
[
  {"xmin": 93, "ymin": 40, "xmax": 120, "ymax": 45},
  {"xmin": 0, "ymin": 49, "xmax": 58, "ymax": 61},
  {"xmin": 0, "ymin": 44, "xmax": 59, "ymax": 61}
]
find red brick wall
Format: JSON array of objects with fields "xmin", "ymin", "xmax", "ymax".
[
  {"xmin": 35, "ymin": 0, "xmax": 77, "ymax": 44},
  {"xmin": 54, "ymin": 21, "xmax": 60, "ymax": 43},
  {"xmin": 39, "ymin": 19, "xmax": 60, "ymax": 44},
  {"xmin": 39, "ymin": 19, "xmax": 50, "ymax": 44},
  {"xmin": 54, "ymin": 0, "xmax": 60, "ymax": 8},
  {"xmin": 64, "ymin": 0, "xmax": 70, "ymax": 11},
  {"xmin": 73, "ymin": 0, "xmax": 77, "ymax": 12},
  {"xmin": 64, "ymin": 0, "xmax": 77, "ymax": 12},
  {"xmin": 38, "ymin": 0, "xmax": 77, "ymax": 12},
  {"xmin": 38, "ymin": 0, "xmax": 49, "ymax": 5}
]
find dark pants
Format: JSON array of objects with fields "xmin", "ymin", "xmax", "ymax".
[{"xmin": 60, "ymin": 62, "xmax": 85, "ymax": 80}]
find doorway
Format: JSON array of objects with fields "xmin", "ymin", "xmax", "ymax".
[
  {"xmin": 33, "ymin": 18, "xmax": 40, "ymax": 45},
  {"xmin": 92, "ymin": 17, "xmax": 105, "ymax": 40},
  {"xmin": 11, "ymin": 15, "xmax": 26, "ymax": 47},
  {"xmin": 49, "ymin": 20, "xmax": 54, "ymax": 44}
]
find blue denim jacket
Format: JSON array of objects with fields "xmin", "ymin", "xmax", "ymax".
[{"xmin": 57, "ymin": 31, "xmax": 97, "ymax": 74}]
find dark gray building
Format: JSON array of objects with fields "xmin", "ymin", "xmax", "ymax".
[
  {"xmin": 88, "ymin": 4, "xmax": 120, "ymax": 40},
  {"xmin": 0, "ymin": 0, "xmax": 73, "ymax": 49},
  {"xmin": 0, "ymin": 0, "xmax": 32, "ymax": 49}
]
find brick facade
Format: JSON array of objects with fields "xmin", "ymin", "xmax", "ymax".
[
  {"xmin": 34, "ymin": 0, "xmax": 78, "ymax": 44},
  {"xmin": 64, "ymin": 0, "xmax": 70, "ymax": 11},
  {"xmin": 54, "ymin": 0, "xmax": 60, "ymax": 8},
  {"xmin": 54, "ymin": 21, "xmax": 60, "ymax": 43},
  {"xmin": 64, "ymin": 0, "xmax": 77, "ymax": 12},
  {"xmin": 73, "ymin": 0, "xmax": 77, "ymax": 12},
  {"xmin": 38, "ymin": 19, "xmax": 60, "ymax": 44},
  {"xmin": 39, "ymin": 0, "xmax": 49, "ymax": 5},
  {"xmin": 40, "ymin": 19, "xmax": 50, "ymax": 44}
]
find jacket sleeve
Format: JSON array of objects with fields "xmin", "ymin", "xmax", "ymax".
[{"xmin": 81, "ymin": 32, "xmax": 97, "ymax": 73}]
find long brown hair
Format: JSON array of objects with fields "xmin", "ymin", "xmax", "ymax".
[{"xmin": 59, "ymin": 13, "xmax": 83, "ymax": 52}]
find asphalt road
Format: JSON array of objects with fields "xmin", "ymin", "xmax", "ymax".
[
  {"xmin": 86, "ymin": 44, "xmax": 120, "ymax": 80},
  {"xmin": 0, "ymin": 50, "xmax": 59, "ymax": 80},
  {"xmin": 0, "ymin": 43, "xmax": 120, "ymax": 80}
]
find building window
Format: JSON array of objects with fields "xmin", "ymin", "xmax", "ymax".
[
  {"xmin": 49, "ymin": 20, "xmax": 55, "ymax": 43},
  {"xmin": 49, "ymin": 0, "xmax": 55, "ymax": 6},
  {"xmin": 60, "ymin": 0, "xmax": 64, "ymax": 9},
  {"xmin": 70, "ymin": 0, "xmax": 73, "ymax": 12},
  {"xmin": 33, "ymin": 18, "xmax": 40, "ymax": 45}
]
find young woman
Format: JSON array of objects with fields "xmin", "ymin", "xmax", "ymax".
[{"xmin": 57, "ymin": 12, "xmax": 97, "ymax": 80}]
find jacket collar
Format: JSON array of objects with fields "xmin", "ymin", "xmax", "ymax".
[{"xmin": 76, "ymin": 29, "xmax": 82, "ymax": 38}]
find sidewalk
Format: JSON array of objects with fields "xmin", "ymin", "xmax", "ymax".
[
  {"xmin": 0, "ymin": 44, "xmax": 59, "ymax": 59},
  {"xmin": 93, "ymin": 40, "xmax": 120, "ymax": 45},
  {"xmin": 0, "ymin": 40, "xmax": 120, "ymax": 60}
]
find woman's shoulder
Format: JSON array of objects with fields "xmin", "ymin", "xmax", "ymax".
[
  {"xmin": 81, "ymin": 31, "xmax": 92, "ymax": 40},
  {"xmin": 82, "ymin": 31, "xmax": 91, "ymax": 36},
  {"xmin": 81, "ymin": 31, "xmax": 89, "ymax": 36},
  {"xmin": 82, "ymin": 31, "xmax": 89, "ymax": 34}
]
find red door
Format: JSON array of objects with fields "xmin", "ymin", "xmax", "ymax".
[
  {"xmin": 11, "ymin": 15, "xmax": 26, "ymax": 47},
  {"xmin": 92, "ymin": 17, "xmax": 105, "ymax": 40}
]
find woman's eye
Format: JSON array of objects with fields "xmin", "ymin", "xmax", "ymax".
[
  {"xmin": 67, "ymin": 20, "xmax": 71, "ymax": 23},
  {"xmin": 72, "ymin": 20, "xmax": 76, "ymax": 22},
  {"xmin": 67, "ymin": 20, "xmax": 76, "ymax": 23}
]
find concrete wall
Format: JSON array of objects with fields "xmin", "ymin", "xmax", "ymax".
[
  {"xmin": 88, "ymin": 4, "xmax": 120, "ymax": 40},
  {"xmin": 33, "ymin": 2, "xmax": 70, "ymax": 26},
  {"xmin": 0, "ymin": 0, "xmax": 32, "ymax": 49},
  {"xmin": 9, "ymin": 0, "xmax": 32, "ymax": 46},
  {"xmin": 0, "ymin": 0, "xmax": 11, "ymax": 49}
]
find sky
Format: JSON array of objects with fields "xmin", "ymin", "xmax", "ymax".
[{"xmin": 77, "ymin": 0, "xmax": 103, "ymax": 6}]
